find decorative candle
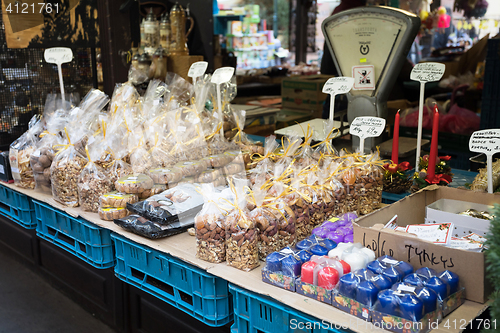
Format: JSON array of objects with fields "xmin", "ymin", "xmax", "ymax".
[
  {"xmin": 322, "ymin": 221, "xmax": 340, "ymax": 231},
  {"xmin": 415, "ymin": 267, "xmax": 437, "ymax": 278},
  {"xmin": 391, "ymin": 282, "xmax": 414, "ymax": 292},
  {"xmin": 343, "ymin": 234, "xmax": 354, "ymax": 243},
  {"xmin": 301, "ymin": 261, "xmax": 317, "ymax": 284},
  {"xmin": 337, "ymin": 226, "xmax": 353, "ymax": 235},
  {"xmin": 371, "ymin": 274, "xmax": 392, "ymax": 291},
  {"xmin": 377, "ymin": 289, "xmax": 400, "ymax": 316},
  {"xmin": 425, "ymin": 276, "xmax": 448, "ymax": 299},
  {"xmin": 312, "ymin": 227, "xmax": 329, "ymax": 239},
  {"xmin": 404, "ymin": 273, "xmax": 428, "ymax": 287},
  {"xmin": 326, "ymin": 231, "xmax": 345, "ymax": 244},
  {"xmin": 338, "ymin": 260, "xmax": 351, "ymax": 274},
  {"xmin": 415, "ymin": 287, "xmax": 438, "ymax": 314},
  {"xmin": 439, "ymin": 270, "xmax": 459, "ymax": 295},
  {"xmin": 392, "ymin": 110, "xmax": 400, "ymax": 165},
  {"xmin": 359, "ymin": 248, "xmax": 376, "ymax": 263},
  {"xmin": 328, "ymin": 243, "xmax": 353, "ymax": 259},
  {"xmin": 310, "ymin": 245, "xmax": 329, "ymax": 256},
  {"xmin": 282, "ymin": 255, "xmax": 302, "ymax": 277},
  {"xmin": 265, "ymin": 252, "xmax": 284, "ymax": 272},
  {"xmin": 353, "ymin": 268, "xmax": 372, "ymax": 281},
  {"xmin": 297, "ymin": 249, "xmax": 313, "ymax": 264},
  {"xmin": 318, "ymin": 266, "xmax": 340, "ymax": 289},
  {"xmin": 344, "ymin": 252, "xmax": 368, "ymax": 271},
  {"xmin": 357, "ymin": 280, "xmax": 380, "ymax": 307},
  {"xmin": 399, "ymin": 294, "xmax": 424, "ymax": 321},
  {"xmin": 319, "ymin": 239, "xmax": 337, "ymax": 251},
  {"xmin": 382, "ymin": 266, "xmax": 404, "ymax": 284},
  {"xmin": 367, "ymin": 260, "xmax": 388, "ymax": 274},
  {"xmin": 395, "ymin": 261, "xmax": 414, "ymax": 277},
  {"xmin": 296, "ymin": 239, "xmax": 314, "ymax": 250},
  {"xmin": 427, "ymin": 105, "xmax": 439, "ymax": 180},
  {"xmin": 378, "ymin": 255, "xmax": 397, "ymax": 263},
  {"xmin": 338, "ymin": 273, "xmax": 360, "ymax": 299}
]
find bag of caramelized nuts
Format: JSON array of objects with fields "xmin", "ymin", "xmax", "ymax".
[
  {"xmin": 286, "ymin": 175, "xmax": 311, "ymax": 242},
  {"xmin": 357, "ymin": 152, "xmax": 384, "ymax": 215}
]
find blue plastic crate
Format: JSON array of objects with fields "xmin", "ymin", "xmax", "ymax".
[
  {"xmin": 111, "ymin": 232, "xmax": 232, "ymax": 327},
  {"xmin": 381, "ymin": 191, "xmax": 410, "ymax": 204},
  {"xmin": 33, "ymin": 200, "xmax": 115, "ymax": 269},
  {"xmin": 0, "ymin": 184, "xmax": 37, "ymax": 229},
  {"xmin": 229, "ymin": 283, "xmax": 344, "ymax": 333}
]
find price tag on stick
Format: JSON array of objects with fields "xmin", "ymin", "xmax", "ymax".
[
  {"xmin": 469, "ymin": 129, "xmax": 500, "ymax": 193},
  {"xmin": 211, "ymin": 67, "xmax": 235, "ymax": 136},
  {"xmin": 322, "ymin": 77, "xmax": 354, "ymax": 121},
  {"xmin": 44, "ymin": 47, "xmax": 73, "ymax": 103},
  {"xmin": 188, "ymin": 61, "xmax": 208, "ymax": 82},
  {"xmin": 349, "ymin": 116, "xmax": 386, "ymax": 153},
  {"xmin": 410, "ymin": 62, "xmax": 445, "ymax": 172}
]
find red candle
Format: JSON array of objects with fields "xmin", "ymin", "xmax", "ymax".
[
  {"xmin": 391, "ymin": 110, "xmax": 400, "ymax": 165},
  {"xmin": 318, "ymin": 266, "xmax": 340, "ymax": 289},
  {"xmin": 339, "ymin": 260, "xmax": 351, "ymax": 274},
  {"xmin": 427, "ymin": 105, "xmax": 440, "ymax": 180},
  {"xmin": 301, "ymin": 261, "xmax": 317, "ymax": 285}
]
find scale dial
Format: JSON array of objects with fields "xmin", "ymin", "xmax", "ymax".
[{"xmin": 323, "ymin": 9, "xmax": 410, "ymax": 97}]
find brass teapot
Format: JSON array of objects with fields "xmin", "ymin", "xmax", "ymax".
[{"xmin": 169, "ymin": 3, "xmax": 194, "ymax": 56}]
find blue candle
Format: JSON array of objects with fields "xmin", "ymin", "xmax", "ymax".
[
  {"xmin": 377, "ymin": 289, "xmax": 400, "ymax": 316},
  {"xmin": 353, "ymin": 268, "xmax": 372, "ymax": 282},
  {"xmin": 338, "ymin": 273, "xmax": 361, "ymax": 299},
  {"xmin": 296, "ymin": 239, "xmax": 314, "ymax": 250},
  {"xmin": 395, "ymin": 261, "xmax": 414, "ymax": 277},
  {"xmin": 378, "ymin": 255, "xmax": 396, "ymax": 263},
  {"xmin": 367, "ymin": 260, "xmax": 388, "ymax": 274},
  {"xmin": 370, "ymin": 275, "xmax": 392, "ymax": 291},
  {"xmin": 281, "ymin": 255, "xmax": 302, "ymax": 277},
  {"xmin": 318, "ymin": 239, "xmax": 337, "ymax": 251},
  {"xmin": 399, "ymin": 294, "xmax": 424, "ymax": 321},
  {"xmin": 415, "ymin": 287, "xmax": 438, "ymax": 314},
  {"xmin": 391, "ymin": 282, "xmax": 413, "ymax": 293},
  {"xmin": 382, "ymin": 266, "xmax": 404, "ymax": 284},
  {"xmin": 415, "ymin": 267, "xmax": 437, "ymax": 278},
  {"xmin": 425, "ymin": 276, "xmax": 448, "ymax": 300},
  {"xmin": 439, "ymin": 270, "xmax": 459, "ymax": 295},
  {"xmin": 356, "ymin": 280, "xmax": 380, "ymax": 307},
  {"xmin": 297, "ymin": 249, "xmax": 313, "ymax": 264},
  {"xmin": 265, "ymin": 252, "xmax": 284, "ymax": 272},
  {"xmin": 404, "ymin": 273, "xmax": 428, "ymax": 287},
  {"xmin": 310, "ymin": 245, "xmax": 329, "ymax": 256}
]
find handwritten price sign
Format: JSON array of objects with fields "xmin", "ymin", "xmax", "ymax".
[
  {"xmin": 469, "ymin": 129, "xmax": 500, "ymax": 193},
  {"xmin": 211, "ymin": 67, "xmax": 235, "ymax": 85},
  {"xmin": 410, "ymin": 62, "xmax": 445, "ymax": 83},
  {"xmin": 188, "ymin": 61, "xmax": 208, "ymax": 79},
  {"xmin": 44, "ymin": 47, "xmax": 73, "ymax": 65},
  {"xmin": 322, "ymin": 77, "xmax": 354, "ymax": 95},
  {"xmin": 349, "ymin": 116, "xmax": 386, "ymax": 139}
]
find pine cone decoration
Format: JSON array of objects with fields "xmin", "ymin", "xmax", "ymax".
[{"xmin": 383, "ymin": 176, "xmax": 412, "ymax": 194}]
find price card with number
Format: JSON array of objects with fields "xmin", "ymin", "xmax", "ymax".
[
  {"xmin": 44, "ymin": 47, "xmax": 73, "ymax": 103},
  {"xmin": 349, "ymin": 116, "xmax": 386, "ymax": 153},
  {"xmin": 188, "ymin": 61, "xmax": 208, "ymax": 80},
  {"xmin": 469, "ymin": 129, "xmax": 500, "ymax": 193},
  {"xmin": 322, "ymin": 77, "xmax": 354, "ymax": 121}
]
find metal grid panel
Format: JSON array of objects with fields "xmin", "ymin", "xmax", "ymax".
[{"xmin": 0, "ymin": 7, "xmax": 95, "ymax": 149}]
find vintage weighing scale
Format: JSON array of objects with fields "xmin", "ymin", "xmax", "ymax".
[
  {"xmin": 277, "ymin": 7, "xmax": 419, "ymax": 151},
  {"xmin": 322, "ymin": 6, "xmax": 420, "ymax": 151}
]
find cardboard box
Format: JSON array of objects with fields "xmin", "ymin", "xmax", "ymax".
[
  {"xmin": 353, "ymin": 186, "xmax": 499, "ymax": 303},
  {"xmin": 281, "ymin": 75, "xmax": 330, "ymax": 113},
  {"xmin": 295, "ymin": 277, "xmax": 333, "ymax": 305},
  {"xmin": 331, "ymin": 292, "xmax": 372, "ymax": 321},
  {"xmin": 425, "ymin": 199, "xmax": 492, "ymax": 238},
  {"xmin": 261, "ymin": 268, "xmax": 296, "ymax": 291}
]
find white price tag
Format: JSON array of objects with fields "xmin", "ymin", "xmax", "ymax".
[
  {"xmin": 322, "ymin": 77, "xmax": 354, "ymax": 95},
  {"xmin": 349, "ymin": 116, "xmax": 386, "ymax": 140},
  {"xmin": 211, "ymin": 67, "xmax": 235, "ymax": 85},
  {"xmin": 188, "ymin": 61, "xmax": 208, "ymax": 78},
  {"xmin": 382, "ymin": 258, "xmax": 399, "ymax": 265},
  {"xmin": 410, "ymin": 62, "xmax": 445, "ymax": 83},
  {"xmin": 469, "ymin": 129, "xmax": 500, "ymax": 193},
  {"xmin": 44, "ymin": 47, "xmax": 73, "ymax": 65}
]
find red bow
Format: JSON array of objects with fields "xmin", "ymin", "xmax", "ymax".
[
  {"xmin": 439, "ymin": 155, "xmax": 451, "ymax": 161},
  {"xmin": 425, "ymin": 174, "xmax": 452, "ymax": 185},
  {"xmin": 398, "ymin": 161, "xmax": 411, "ymax": 171}
]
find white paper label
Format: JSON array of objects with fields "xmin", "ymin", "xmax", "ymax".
[
  {"xmin": 188, "ymin": 61, "xmax": 208, "ymax": 78},
  {"xmin": 322, "ymin": 77, "xmax": 354, "ymax": 95},
  {"xmin": 382, "ymin": 258, "xmax": 399, "ymax": 265},
  {"xmin": 410, "ymin": 62, "xmax": 445, "ymax": 83},
  {"xmin": 397, "ymin": 285, "xmax": 416, "ymax": 293},
  {"xmin": 405, "ymin": 223, "xmax": 453, "ymax": 245},
  {"xmin": 44, "ymin": 47, "xmax": 73, "ymax": 65},
  {"xmin": 469, "ymin": 129, "xmax": 500, "ymax": 156},
  {"xmin": 211, "ymin": 67, "xmax": 235, "ymax": 85},
  {"xmin": 352, "ymin": 65, "xmax": 375, "ymax": 90},
  {"xmin": 279, "ymin": 248, "xmax": 294, "ymax": 255},
  {"xmin": 177, "ymin": 126, "xmax": 186, "ymax": 132},
  {"xmin": 0, "ymin": 164, "xmax": 4, "ymax": 175},
  {"xmin": 349, "ymin": 116, "xmax": 386, "ymax": 139}
]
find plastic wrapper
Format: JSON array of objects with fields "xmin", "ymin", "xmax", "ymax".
[
  {"xmin": 100, "ymin": 191, "xmax": 138, "ymax": 208},
  {"xmin": 274, "ymin": 136, "xmax": 302, "ymax": 178},
  {"xmin": 312, "ymin": 119, "xmax": 339, "ymax": 161},
  {"xmin": 337, "ymin": 156, "xmax": 360, "ymax": 215},
  {"xmin": 286, "ymin": 176, "xmax": 311, "ymax": 242},
  {"xmin": 115, "ymin": 174, "xmax": 154, "ymax": 194},
  {"xmin": 148, "ymin": 167, "xmax": 184, "ymax": 185},
  {"xmin": 30, "ymin": 144, "xmax": 57, "ymax": 193},
  {"xmin": 337, "ymin": 268, "xmax": 392, "ymax": 308},
  {"xmin": 471, "ymin": 159, "xmax": 500, "ymax": 192},
  {"xmin": 138, "ymin": 184, "xmax": 167, "ymax": 199},
  {"xmin": 300, "ymin": 255, "xmax": 346, "ymax": 290},
  {"xmin": 195, "ymin": 168, "xmax": 222, "ymax": 183},
  {"xmin": 303, "ymin": 173, "xmax": 325, "ymax": 228},
  {"xmin": 98, "ymin": 207, "xmax": 130, "ymax": 221},
  {"xmin": 9, "ymin": 115, "xmax": 43, "ymax": 189},
  {"xmin": 174, "ymin": 160, "xmax": 206, "ymax": 177},
  {"xmin": 264, "ymin": 248, "xmax": 304, "ymax": 278},
  {"xmin": 114, "ymin": 214, "xmax": 192, "ymax": 239},
  {"xmin": 127, "ymin": 183, "xmax": 203, "ymax": 225},
  {"xmin": 357, "ymin": 153, "xmax": 384, "ymax": 215},
  {"xmin": 195, "ymin": 184, "xmax": 229, "ymax": 263},
  {"xmin": 108, "ymin": 159, "xmax": 133, "ymax": 187},
  {"xmin": 78, "ymin": 149, "xmax": 113, "ymax": 212}
]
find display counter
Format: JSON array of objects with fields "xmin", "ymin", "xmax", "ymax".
[{"xmin": 0, "ymin": 181, "xmax": 490, "ymax": 333}]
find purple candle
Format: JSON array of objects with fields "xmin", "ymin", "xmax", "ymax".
[
  {"xmin": 343, "ymin": 234, "xmax": 354, "ymax": 243},
  {"xmin": 399, "ymin": 294, "xmax": 424, "ymax": 321},
  {"xmin": 356, "ymin": 281, "xmax": 379, "ymax": 307},
  {"xmin": 425, "ymin": 276, "xmax": 448, "ymax": 300},
  {"xmin": 439, "ymin": 270, "xmax": 459, "ymax": 295},
  {"xmin": 377, "ymin": 289, "xmax": 400, "ymax": 316},
  {"xmin": 337, "ymin": 226, "xmax": 353, "ymax": 235},
  {"xmin": 404, "ymin": 273, "xmax": 428, "ymax": 287},
  {"xmin": 326, "ymin": 231, "xmax": 345, "ymax": 243},
  {"xmin": 415, "ymin": 287, "xmax": 438, "ymax": 314},
  {"xmin": 321, "ymin": 221, "xmax": 340, "ymax": 231},
  {"xmin": 338, "ymin": 273, "xmax": 361, "ymax": 299},
  {"xmin": 312, "ymin": 227, "xmax": 329, "ymax": 239}
]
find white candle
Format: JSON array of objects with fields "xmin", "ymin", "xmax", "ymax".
[{"xmin": 344, "ymin": 252, "xmax": 367, "ymax": 271}]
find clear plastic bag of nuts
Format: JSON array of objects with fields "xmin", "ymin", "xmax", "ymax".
[
  {"xmin": 286, "ymin": 175, "xmax": 311, "ymax": 242},
  {"xmin": 303, "ymin": 172, "xmax": 325, "ymax": 229},
  {"xmin": 195, "ymin": 184, "xmax": 228, "ymax": 263},
  {"xmin": 337, "ymin": 156, "xmax": 360, "ymax": 215},
  {"xmin": 357, "ymin": 152, "xmax": 384, "ymax": 215},
  {"xmin": 267, "ymin": 182, "xmax": 297, "ymax": 249}
]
